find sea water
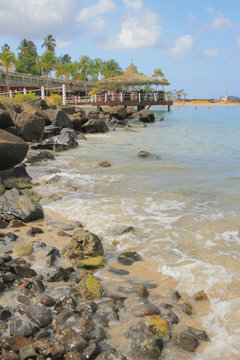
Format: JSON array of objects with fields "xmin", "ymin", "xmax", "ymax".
[{"xmin": 29, "ymin": 105, "xmax": 240, "ymax": 359}]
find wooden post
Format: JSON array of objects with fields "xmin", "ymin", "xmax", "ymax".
[
  {"xmin": 138, "ymin": 93, "xmax": 141, "ymax": 102},
  {"xmin": 168, "ymin": 104, "xmax": 171, "ymax": 112},
  {"xmin": 9, "ymin": 90, "xmax": 13, "ymax": 98},
  {"xmin": 112, "ymin": 93, "xmax": 114, "ymax": 101},
  {"xmin": 105, "ymin": 93, "xmax": 107, "ymax": 102},
  {"xmin": 120, "ymin": 92, "xmax": 123, "ymax": 102},
  {"xmin": 74, "ymin": 96, "xmax": 77, "ymax": 105},
  {"xmin": 41, "ymin": 86, "xmax": 45, "ymax": 100},
  {"xmin": 23, "ymin": 88, "xmax": 27, "ymax": 95},
  {"xmin": 62, "ymin": 84, "xmax": 66, "ymax": 105}
]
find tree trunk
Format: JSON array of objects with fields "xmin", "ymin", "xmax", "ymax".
[{"xmin": 6, "ymin": 67, "xmax": 9, "ymax": 94}]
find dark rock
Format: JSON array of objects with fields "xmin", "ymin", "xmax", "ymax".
[
  {"xmin": 172, "ymin": 332, "xmax": 199, "ymax": 352},
  {"xmin": 83, "ymin": 340, "xmax": 100, "ymax": 360},
  {"xmin": 132, "ymin": 303, "xmax": 161, "ymax": 317},
  {"xmin": 37, "ymin": 133, "xmax": 78, "ymax": 152},
  {"xmin": 181, "ymin": 327, "xmax": 209, "ymax": 341},
  {"xmin": 138, "ymin": 150, "xmax": 152, "ymax": 158},
  {"xmin": 62, "ymin": 228, "xmax": 104, "ymax": 260},
  {"xmin": 108, "ymin": 267, "xmax": 129, "ymax": 276},
  {"xmin": 47, "ymin": 222, "xmax": 75, "ymax": 231},
  {"xmin": 47, "ymin": 267, "xmax": 70, "ymax": 282},
  {"xmin": 115, "ymin": 225, "xmax": 134, "ymax": 235},
  {"xmin": 8, "ymin": 219, "xmax": 26, "ymax": 228},
  {"xmin": 58, "ymin": 294, "xmax": 77, "ymax": 310},
  {"xmin": 2, "ymin": 334, "xmax": 33, "ymax": 352},
  {"xmin": 19, "ymin": 346, "xmax": 38, "ymax": 360},
  {"xmin": 0, "ymin": 308, "xmax": 12, "ymax": 321},
  {"xmin": 33, "ymin": 99, "xmax": 50, "ymax": 110},
  {"xmin": 18, "ymin": 304, "xmax": 52, "ymax": 328},
  {"xmin": 26, "ymin": 226, "xmax": 44, "ymax": 236},
  {"xmin": 132, "ymin": 284, "xmax": 149, "ymax": 298},
  {"xmin": 65, "ymin": 352, "xmax": 82, "ymax": 360},
  {"xmin": 131, "ymin": 334, "xmax": 163, "ymax": 358},
  {"xmin": 38, "ymin": 294, "xmax": 56, "ymax": 307},
  {"xmin": 15, "ymin": 111, "xmax": 45, "ymax": 142},
  {"xmin": 56, "ymin": 309, "xmax": 74, "ymax": 324},
  {"xmin": 46, "ymin": 247, "xmax": 60, "ymax": 257},
  {"xmin": 0, "ymin": 130, "xmax": 28, "ymax": 170},
  {"xmin": 34, "ymin": 339, "xmax": 65, "ymax": 359},
  {"xmin": 17, "ymin": 295, "xmax": 31, "ymax": 306},
  {"xmin": 4, "ymin": 232, "xmax": 18, "ymax": 241},
  {"xmin": 1, "ymin": 350, "xmax": 20, "ymax": 360},
  {"xmin": 14, "ymin": 265, "xmax": 37, "ymax": 279},
  {"xmin": 129, "ymin": 109, "xmax": 155, "ymax": 123},
  {"xmin": 10, "ymin": 319, "xmax": 35, "ymax": 337},
  {"xmin": 55, "ymin": 328, "xmax": 87, "ymax": 352},
  {"xmin": 51, "ymin": 109, "xmax": 74, "ymax": 129},
  {"xmin": 25, "ymin": 151, "xmax": 55, "ymax": 164},
  {"xmin": 163, "ymin": 311, "xmax": 179, "ymax": 325},
  {"xmin": 81, "ymin": 302, "xmax": 98, "ymax": 314},
  {"xmin": 42, "ymin": 124, "xmax": 61, "ymax": 140},
  {"xmin": 46, "ymin": 175, "xmax": 61, "ymax": 184},
  {"xmin": 0, "ymin": 188, "xmax": 44, "ymax": 222},
  {"xmin": 0, "ymin": 164, "xmax": 32, "ymax": 190},
  {"xmin": 1, "ymin": 254, "xmax": 12, "ymax": 262},
  {"xmin": 91, "ymin": 327, "xmax": 107, "ymax": 342},
  {"xmin": 68, "ymin": 113, "xmax": 88, "ymax": 131},
  {"xmin": 99, "ymin": 161, "xmax": 111, "ymax": 167},
  {"xmin": 57, "ymin": 230, "xmax": 71, "ymax": 237},
  {"xmin": 35, "ymin": 329, "xmax": 50, "ymax": 340},
  {"xmin": 0, "ymin": 215, "xmax": 8, "ymax": 229},
  {"xmin": 0, "ymin": 110, "xmax": 14, "ymax": 129},
  {"xmin": 31, "ymin": 278, "xmax": 45, "ymax": 293},
  {"xmin": 82, "ymin": 119, "xmax": 109, "ymax": 133},
  {"xmin": 117, "ymin": 251, "xmax": 141, "ymax": 266},
  {"xmin": 61, "ymin": 106, "xmax": 77, "ymax": 115}
]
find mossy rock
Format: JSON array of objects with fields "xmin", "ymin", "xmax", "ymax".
[
  {"xmin": 78, "ymin": 273, "xmax": 102, "ymax": 300},
  {"xmin": 77, "ymin": 256, "xmax": 106, "ymax": 270},
  {"xmin": 13, "ymin": 244, "xmax": 33, "ymax": 257},
  {"xmin": 4, "ymin": 177, "xmax": 32, "ymax": 190},
  {"xmin": 178, "ymin": 297, "xmax": 193, "ymax": 315},
  {"xmin": 0, "ymin": 179, "xmax": 5, "ymax": 196},
  {"xmin": 193, "ymin": 290, "xmax": 208, "ymax": 301},
  {"xmin": 144, "ymin": 315, "xmax": 169, "ymax": 336},
  {"xmin": 22, "ymin": 189, "xmax": 42, "ymax": 202},
  {"xmin": 47, "ymin": 281, "xmax": 74, "ymax": 288}
]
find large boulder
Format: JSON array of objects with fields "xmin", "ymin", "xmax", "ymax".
[
  {"xmin": 51, "ymin": 109, "xmax": 74, "ymax": 129},
  {"xmin": 129, "ymin": 109, "xmax": 155, "ymax": 123},
  {"xmin": 68, "ymin": 113, "xmax": 88, "ymax": 131},
  {"xmin": 62, "ymin": 228, "xmax": 104, "ymax": 260},
  {"xmin": 42, "ymin": 124, "xmax": 61, "ymax": 140},
  {"xmin": 0, "ymin": 188, "xmax": 44, "ymax": 222},
  {"xmin": 0, "ymin": 129, "xmax": 28, "ymax": 170},
  {"xmin": 82, "ymin": 119, "xmax": 109, "ymax": 133},
  {"xmin": 109, "ymin": 105, "xmax": 127, "ymax": 120},
  {"xmin": 0, "ymin": 164, "xmax": 32, "ymax": 189},
  {"xmin": 0, "ymin": 110, "xmax": 14, "ymax": 129},
  {"xmin": 37, "ymin": 133, "xmax": 78, "ymax": 152},
  {"xmin": 15, "ymin": 111, "xmax": 45, "ymax": 142}
]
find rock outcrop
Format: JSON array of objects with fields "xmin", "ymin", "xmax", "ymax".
[{"xmin": 0, "ymin": 129, "xmax": 28, "ymax": 170}]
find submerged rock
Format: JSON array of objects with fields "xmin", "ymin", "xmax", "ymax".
[
  {"xmin": 18, "ymin": 304, "xmax": 52, "ymax": 328},
  {"xmin": 132, "ymin": 303, "xmax": 161, "ymax": 317},
  {"xmin": 78, "ymin": 273, "xmax": 102, "ymax": 300},
  {"xmin": 77, "ymin": 256, "xmax": 106, "ymax": 270},
  {"xmin": 138, "ymin": 150, "xmax": 152, "ymax": 158},
  {"xmin": 117, "ymin": 251, "xmax": 141, "ymax": 266},
  {"xmin": 172, "ymin": 331, "xmax": 199, "ymax": 352},
  {"xmin": 144, "ymin": 315, "xmax": 169, "ymax": 336},
  {"xmin": 25, "ymin": 151, "xmax": 55, "ymax": 164},
  {"xmin": 13, "ymin": 245, "xmax": 33, "ymax": 257},
  {"xmin": 62, "ymin": 228, "xmax": 104, "ymax": 260}
]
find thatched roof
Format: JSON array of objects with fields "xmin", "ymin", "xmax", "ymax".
[{"xmin": 97, "ymin": 64, "xmax": 170, "ymax": 87}]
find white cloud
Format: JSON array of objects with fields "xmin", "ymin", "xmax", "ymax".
[
  {"xmin": 167, "ymin": 35, "xmax": 194, "ymax": 58},
  {"xmin": 90, "ymin": 16, "xmax": 106, "ymax": 31},
  {"xmin": 0, "ymin": 0, "xmax": 83, "ymax": 38},
  {"xmin": 56, "ymin": 40, "xmax": 70, "ymax": 48},
  {"xmin": 100, "ymin": 11, "xmax": 163, "ymax": 50},
  {"xmin": 201, "ymin": 48, "xmax": 220, "ymax": 58},
  {"xmin": 122, "ymin": 0, "xmax": 143, "ymax": 9},
  {"xmin": 76, "ymin": 0, "xmax": 114, "ymax": 22},
  {"xmin": 213, "ymin": 15, "xmax": 234, "ymax": 30}
]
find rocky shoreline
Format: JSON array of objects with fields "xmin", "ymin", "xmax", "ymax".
[{"xmin": 0, "ymin": 99, "xmax": 210, "ymax": 359}]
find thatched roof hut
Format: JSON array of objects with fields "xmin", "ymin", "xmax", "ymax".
[{"xmin": 97, "ymin": 64, "xmax": 169, "ymax": 87}]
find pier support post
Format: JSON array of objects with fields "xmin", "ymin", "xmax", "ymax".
[
  {"xmin": 41, "ymin": 87, "xmax": 45, "ymax": 100},
  {"xmin": 168, "ymin": 104, "xmax": 171, "ymax": 112},
  {"xmin": 23, "ymin": 88, "xmax": 27, "ymax": 95},
  {"xmin": 9, "ymin": 90, "xmax": 13, "ymax": 98},
  {"xmin": 62, "ymin": 84, "xmax": 66, "ymax": 105}
]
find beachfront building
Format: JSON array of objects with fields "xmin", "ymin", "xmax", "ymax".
[{"xmin": 94, "ymin": 64, "xmax": 173, "ymax": 111}]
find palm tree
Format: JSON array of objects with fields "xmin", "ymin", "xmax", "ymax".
[
  {"xmin": 35, "ymin": 50, "xmax": 56, "ymax": 89},
  {"xmin": 174, "ymin": 89, "xmax": 185, "ymax": 100},
  {"xmin": 153, "ymin": 68, "xmax": 164, "ymax": 79},
  {"xmin": 42, "ymin": 35, "xmax": 56, "ymax": 52},
  {"xmin": 59, "ymin": 54, "xmax": 71, "ymax": 64},
  {"xmin": 0, "ymin": 51, "xmax": 17, "ymax": 92},
  {"xmin": 77, "ymin": 55, "xmax": 91, "ymax": 81},
  {"xmin": 18, "ymin": 39, "xmax": 37, "ymax": 57},
  {"xmin": 89, "ymin": 58, "xmax": 103, "ymax": 81},
  {"xmin": 101, "ymin": 59, "xmax": 122, "ymax": 79},
  {"xmin": 1, "ymin": 44, "xmax": 10, "ymax": 52}
]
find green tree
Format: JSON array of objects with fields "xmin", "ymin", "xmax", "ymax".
[
  {"xmin": 0, "ymin": 50, "xmax": 18, "ymax": 92},
  {"xmin": 153, "ymin": 68, "xmax": 164, "ymax": 79},
  {"xmin": 59, "ymin": 54, "xmax": 71, "ymax": 64},
  {"xmin": 35, "ymin": 50, "xmax": 56, "ymax": 89},
  {"xmin": 88, "ymin": 58, "xmax": 103, "ymax": 81},
  {"xmin": 42, "ymin": 35, "xmax": 56, "ymax": 52},
  {"xmin": 101, "ymin": 59, "xmax": 122, "ymax": 79},
  {"xmin": 77, "ymin": 55, "xmax": 91, "ymax": 81},
  {"xmin": 16, "ymin": 39, "xmax": 40, "ymax": 75},
  {"xmin": 1, "ymin": 44, "xmax": 10, "ymax": 52}
]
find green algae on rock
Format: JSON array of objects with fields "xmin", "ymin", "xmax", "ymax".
[
  {"xmin": 22, "ymin": 189, "xmax": 42, "ymax": 203},
  {"xmin": 13, "ymin": 244, "xmax": 33, "ymax": 257},
  {"xmin": 62, "ymin": 228, "xmax": 104, "ymax": 261},
  {"xmin": 77, "ymin": 256, "xmax": 106, "ymax": 270},
  {"xmin": 144, "ymin": 315, "xmax": 169, "ymax": 336},
  {"xmin": 78, "ymin": 273, "xmax": 102, "ymax": 300}
]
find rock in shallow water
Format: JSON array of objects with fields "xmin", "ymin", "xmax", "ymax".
[
  {"xmin": 0, "ymin": 129, "xmax": 28, "ymax": 170},
  {"xmin": 117, "ymin": 251, "xmax": 141, "ymax": 266},
  {"xmin": 18, "ymin": 304, "xmax": 52, "ymax": 328}
]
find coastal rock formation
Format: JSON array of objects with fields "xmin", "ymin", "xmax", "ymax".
[
  {"xmin": 0, "ymin": 129, "xmax": 28, "ymax": 170},
  {"xmin": 0, "ymin": 164, "xmax": 32, "ymax": 189},
  {"xmin": 82, "ymin": 119, "xmax": 109, "ymax": 133},
  {"xmin": 0, "ymin": 187, "xmax": 44, "ymax": 222},
  {"xmin": 129, "ymin": 109, "xmax": 155, "ymax": 123},
  {"xmin": 15, "ymin": 111, "xmax": 45, "ymax": 142},
  {"xmin": 37, "ymin": 133, "xmax": 78, "ymax": 151},
  {"xmin": 68, "ymin": 113, "xmax": 88, "ymax": 131},
  {"xmin": 51, "ymin": 109, "xmax": 74, "ymax": 129},
  {"xmin": 0, "ymin": 110, "xmax": 14, "ymax": 129},
  {"xmin": 62, "ymin": 228, "xmax": 104, "ymax": 260}
]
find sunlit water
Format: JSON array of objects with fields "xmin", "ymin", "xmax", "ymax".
[{"xmin": 29, "ymin": 105, "xmax": 240, "ymax": 359}]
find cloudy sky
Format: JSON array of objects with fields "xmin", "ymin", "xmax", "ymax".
[{"xmin": 0, "ymin": 0, "xmax": 239, "ymax": 98}]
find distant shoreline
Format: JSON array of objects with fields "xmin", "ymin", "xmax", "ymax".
[{"xmin": 173, "ymin": 101, "xmax": 240, "ymax": 106}]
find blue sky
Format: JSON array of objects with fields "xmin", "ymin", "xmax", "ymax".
[{"xmin": 0, "ymin": 0, "xmax": 239, "ymax": 98}]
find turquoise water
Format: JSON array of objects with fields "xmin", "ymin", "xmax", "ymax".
[{"xmin": 30, "ymin": 105, "xmax": 240, "ymax": 359}]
